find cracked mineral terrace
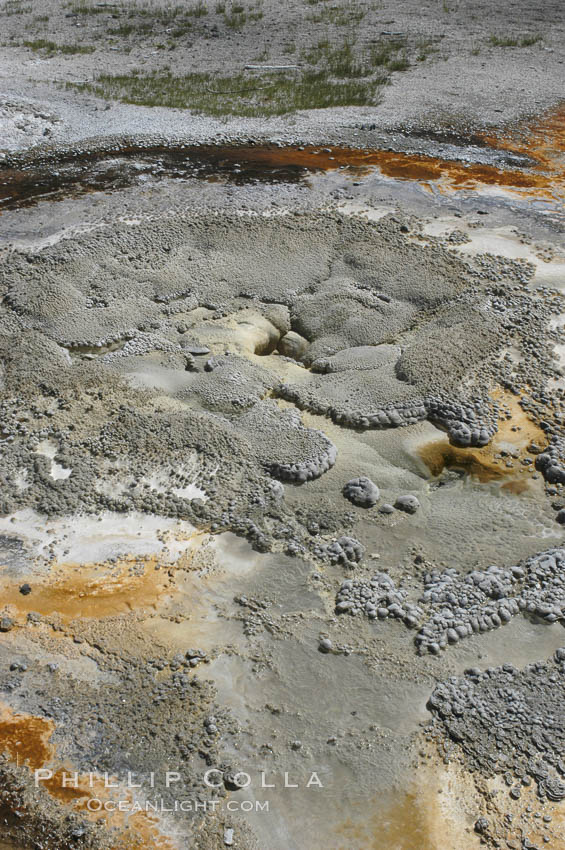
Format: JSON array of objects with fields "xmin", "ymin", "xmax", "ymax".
[{"xmin": 0, "ymin": 0, "xmax": 564, "ymax": 848}]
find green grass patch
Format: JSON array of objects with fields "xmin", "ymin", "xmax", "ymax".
[
  {"xmin": 221, "ymin": 3, "xmax": 264, "ymax": 28},
  {"xmin": 489, "ymin": 33, "xmax": 541, "ymax": 47},
  {"xmin": 307, "ymin": 6, "xmax": 364, "ymax": 25},
  {"xmin": 303, "ymin": 41, "xmax": 368, "ymax": 77},
  {"xmin": 3, "ymin": 0, "xmax": 32, "ymax": 13},
  {"xmin": 489, "ymin": 35, "xmax": 519, "ymax": 47},
  {"xmin": 107, "ymin": 21, "xmax": 154, "ymax": 35},
  {"xmin": 171, "ymin": 22, "xmax": 193, "ymax": 36},
  {"xmin": 224, "ymin": 10, "xmax": 246, "ymax": 27},
  {"xmin": 519, "ymin": 34, "xmax": 541, "ymax": 46},
  {"xmin": 415, "ymin": 36, "xmax": 438, "ymax": 61},
  {"xmin": 69, "ymin": 1, "xmax": 120, "ymax": 12},
  {"xmin": 70, "ymin": 1, "xmax": 208, "ymax": 40},
  {"xmin": 304, "ymin": 36, "xmax": 409, "ymax": 76},
  {"xmin": 67, "ymin": 67, "xmax": 384, "ymax": 116},
  {"xmin": 70, "ymin": 1, "xmax": 208, "ymax": 19},
  {"xmin": 188, "ymin": 0, "xmax": 208, "ymax": 16},
  {"xmin": 23, "ymin": 39, "xmax": 96, "ymax": 54},
  {"xmin": 387, "ymin": 55, "xmax": 409, "ymax": 71}
]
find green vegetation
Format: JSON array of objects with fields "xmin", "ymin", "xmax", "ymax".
[
  {"xmin": 67, "ymin": 0, "xmax": 209, "ymax": 47},
  {"xmin": 519, "ymin": 34, "xmax": 541, "ymax": 46},
  {"xmin": 65, "ymin": 22, "xmax": 413, "ymax": 117},
  {"xmin": 415, "ymin": 37, "xmax": 439, "ymax": 62},
  {"xmin": 69, "ymin": 1, "xmax": 120, "ymax": 12},
  {"xmin": 2, "ymin": 0, "xmax": 32, "ymax": 13},
  {"xmin": 71, "ymin": 1, "xmax": 206, "ymax": 19},
  {"xmin": 130, "ymin": 2, "xmax": 206, "ymax": 19},
  {"xmin": 188, "ymin": 0, "xmax": 208, "ymax": 16},
  {"xmin": 171, "ymin": 22, "xmax": 193, "ymax": 36},
  {"xmin": 224, "ymin": 8, "xmax": 247, "ymax": 28},
  {"xmin": 387, "ymin": 55, "xmax": 409, "ymax": 71},
  {"xmin": 307, "ymin": 5, "xmax": 364, "ymax": 25},
  {"xmin": 67, "ymin": 67, "xmax": 384, "ymax": 117},
  {"xmin": 23, "ymin": 39, "xmax": 95, "ymax": 55},
  {"xmin": 370, "ymin": 38, "xmax": 408, "ymax": 69},
  {"xmin": 303, "ymin": 36, "xmax": 409, "ymax": 76},
  {"xmin": 489, "ymin": 35, "xmax": 519, "ymax": 47},
  {"xmin": 221, "ymin": 2, "xmax": 262, "ymax": 28},
  {"xmin": 489, "ymin": 33, "xmax": 541, "ymax": 47},
  {"xmin": 107, "ymin": 22, "xmax": 154, "ymax": 36}
]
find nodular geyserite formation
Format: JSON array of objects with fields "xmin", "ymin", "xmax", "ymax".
[{"xmin": 0, "ymin": 201, "xmax": 564, "ymax": 850}]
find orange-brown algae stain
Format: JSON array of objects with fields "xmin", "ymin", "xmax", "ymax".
[
  {"xmin": 0, "ymin": 705, "xmax": 178, "ymax": 849},
  {"xmin": 0, "ymin": 555, "xmax": 173, "ymax": 621},
  {"xmin": 112, "ymin": 813, "xmax": 179, "ymax": 850},
  {"xmin": 226, "ymin": 144, "xmax": 556, "ymax": 197},
  {"xmin": 0, "ymin": 706, "xmax": 54, "ymax": 769},
  {"xmin": 483, "ymin": 104, "xmax": 565, "ymax": 176},
  {"xmin": 0, "ymin": 706, "xmax": 92, "ymax": 803},
  {"xmin": 419, "ymin": 389, "xmax": 547, "ymax": 485}
]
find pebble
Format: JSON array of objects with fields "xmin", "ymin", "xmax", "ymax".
[
  {"xmin": 395, "ymin": 495, "xmax": 420, "ymax": 514},
  {"xmin": 342, "ymin": 476, "xmax": 380, "ymax": 508}
]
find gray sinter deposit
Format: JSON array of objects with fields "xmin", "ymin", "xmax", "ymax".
[
  {"xmin": 0, "ymin": 206, "xmax": 565, "ymax": 850},
  {"xmin": 1, "ymin": 212, "xmax": 564, "ymax": 529}
]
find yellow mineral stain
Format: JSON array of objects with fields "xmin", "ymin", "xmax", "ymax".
[
  {"xmin": 0, "ymin": 555, "xmax": 173, "ymax": 621},
  {"xmin": 0, "ymin": 705, "xmax": 54, "ymax": 769},
  {"xmin": 335, "ymin": 793, "xmax": 435, "ymax": 849},
  {"xmin": 419, "ymin": 389, "xmax": 547, "ymax": 485},
  {"xmin": 0, "ymin": 704, "xmax": 178, "ymax": 849},
  {"xmin": 334, "ymin": 776, "xmax": 479, "ymax": 850}
]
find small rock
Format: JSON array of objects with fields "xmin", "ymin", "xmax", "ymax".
[
  {"xmin": 395, "ymin": 495, "xmax": 420, "ymax": 514},
  {"xmin": 343, "ymin": 476, "xmax": 380, "ymax": 508},
  {"xmin": 277, "ymin": 331, "xmax": 308, "ymax": 360}
]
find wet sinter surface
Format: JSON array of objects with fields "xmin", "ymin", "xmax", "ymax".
[{"xmin": 0, "ymin": 105, "xmax": 564, "ymax": 213}]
